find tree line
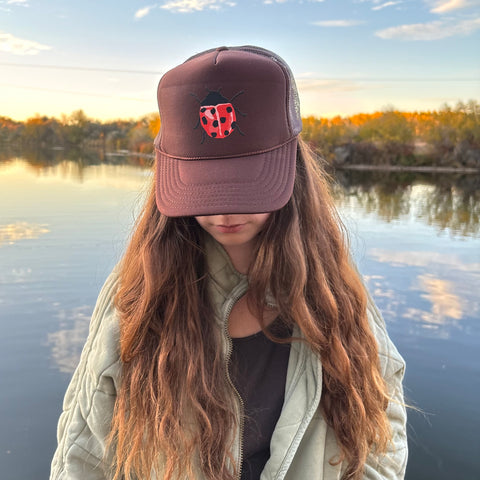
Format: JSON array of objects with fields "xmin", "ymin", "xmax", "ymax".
[
  {"xmin": 0, "ymin": 110, "xmax": 160, "ymax": 154},
  {"xmin": 1, "ymin": 100, "xmax": 479, "ymax": 168},
  {"xmin": 302, "ymin": 100, "xmax": 480, "ymax": 168}
]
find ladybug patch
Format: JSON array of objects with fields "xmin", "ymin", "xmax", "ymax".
[{"xmin": 192, "ymin": 89, "xmax": 245, "ymax": 143}]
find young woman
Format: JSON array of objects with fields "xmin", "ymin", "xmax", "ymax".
[{"xmin": 50, "ymin": 46, "xmax": 407, "ymax": 480}]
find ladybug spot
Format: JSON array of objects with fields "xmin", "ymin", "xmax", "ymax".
[
  {"xmin": 201, "ymin": 117, "xmax": 208, "ymax": 125},
  {"xmin": 210, "ymin": 107, "xmax": 216, "ymax": 114},
  {"xmin": 220, "ymin": 117, "xmax": 226, "ymax": 123},
  {"xmin": 224, "ymin": 130, "xmax": 230, "ymax": 136},
  {"xmin": 231, "ymin": 122, "xmax": 237, "ymax": 129},
  {"xmin": 212, "ymin": 120, "xmax": 219, "ymax": 127},
  {"xmin": 211, "ymin": 132, "xmax": 217, "ymax": 138},
  {"xmin": 226, "ymin": 106, "xmax": 233, "ymax": 113},
  {"xmin": 200, "ymin": 107, "xmax": 206, "ymax": 113}
]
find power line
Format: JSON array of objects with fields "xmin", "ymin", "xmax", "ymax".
[
  {"xmin": 0, "ymin": 83, "xmax": 151, "ymax": 102},
  {"xmin": 0, "ymin": 62, "xmax": 163, "ymax": 76},
  {"xmin": 296, "ymin": 77, "xmax": 478, "ymax": 83},
  {"xmin": 1, "ymin": 79, "xmax": 477, "ymax": 104},
  {"xmin": 0, "ymin": 62, "xmax": 478, "ymax": 82}
]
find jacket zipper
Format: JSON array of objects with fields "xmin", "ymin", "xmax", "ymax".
[
  {"xmin": 220, "ymin": 285, "xmax": 321, "ymax": 480},
  {"xmin": 222, "ymin": 289, "xmax": 247, "ymax": 480}
]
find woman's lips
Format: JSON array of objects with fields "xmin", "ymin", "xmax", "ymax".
[{"xmin": 215, "ymin": 224, "xmax": 246, "ymax": 233}]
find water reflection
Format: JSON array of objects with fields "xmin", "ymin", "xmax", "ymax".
[
  {"xmin": 0, "ymin": 146, "xmax": 152, "ymax": 169},
  {"xmin": 2, "ymin": 153, "xmax": 479, "ymax": 237},
  {"xmin": 0, "ymin": 267, "xmax": 32, "ymax": 286},
  {"xmin": 1, "ymin": 153, "xmax": 479, "ymax": 351},
  {"xmin": 0, "ymin": 157, "xmax": 150, "ymax": 192},
  {"xmin": 334, "ymin": 170, "xmax": 480, "ymax": 237},
  {"xmin": 365, "ymin": 249, "xmax": 479, "ymax": 340},
  {"xmin": 1, "ymin": 150, "xmax": 479, "ymax": 480},
  {"xmin": 47, "ymin": 305, "xmax": 92, "ymax": 373},
  {"xmin": 0, "ymin": 222, "xmax": 49, "ymax": 246},
  {"xmin": 416, "ymin": 184, "xmax": 480, "ymax": 237},
  {"xmin": 408, "ymin": 274, "xmax": 462, "ymax": 324},
  {"xmin": 368, "ymin": 249, "xmax": 480, "ymax": 273}
]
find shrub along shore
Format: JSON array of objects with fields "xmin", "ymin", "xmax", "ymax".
[{"xmin": 1, "ymin": 100, "xmax": 479, "ymax": 170}]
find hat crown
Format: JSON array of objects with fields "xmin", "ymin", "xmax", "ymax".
[{"xmin": 155, "ymin": 45, "xmax": 301, "ymax": 160}]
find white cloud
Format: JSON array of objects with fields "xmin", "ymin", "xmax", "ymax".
[
  {"xmin": 0, "ymin": 0, "xmax": 29, "ymax": 10},
  {"xmin": 0, "ymin": 31, "xmax": 51, "ymax": 55},
  {"xmin": 372, "ymin": 1, "xmax": 402, "ymax": 10},
  {"xmin": 312, "ymin": 19, "xmax": 364, "ymax": 27},
  {"xmin": 375, "ymin": 16, "xmax": 480, "ymax": 40},
  {"xmin": 264, "ymin": 0, "xmax": 325, "ymax": 3},
  {"xmin": 358, "ymin": 0, "xmax": 479, "ymax": 9},
  {"xmin": 428, "ymin": 0, "xmax": 480, "ymax": 13},
  {"xmin": 160, "ymin": 0, "xmax": 236, "ymax": 13},
  {"xmin": 135, "ymin": 5, "xmax": 156, "ymax": 18}
]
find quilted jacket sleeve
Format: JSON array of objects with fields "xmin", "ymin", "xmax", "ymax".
[
  {"xmin": 364, "ymin": 294, "xmax": 408, "ymax": 480},
  {"xmin": 50, "ymin": 268, "xmax": 122, "ymax": 480}
]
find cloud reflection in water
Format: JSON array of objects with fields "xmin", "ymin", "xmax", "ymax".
[
  {"xmin": 366, "ymin": 249, "xmax": 479, "ymax": 339},
  {"xmin": 47, "ymin": 305, "xmax": 92, "ymax": 373},
  {"xmin": 0, "ymin": 222, "xmax": 49, "ymax": 246}
]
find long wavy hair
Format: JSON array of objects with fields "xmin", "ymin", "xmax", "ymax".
[{"xmin": 108, "ymin": 137, "xmax": 391, "ymax": 480}]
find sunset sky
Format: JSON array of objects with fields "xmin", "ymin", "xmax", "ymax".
[{"xmin": 1, "ymin": 0, "xmax": 479, "ymax": 121}]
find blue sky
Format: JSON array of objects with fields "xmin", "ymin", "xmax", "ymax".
[{"xmin": 1, "ymin": 0, "xmax": 479, "ymax": 121}]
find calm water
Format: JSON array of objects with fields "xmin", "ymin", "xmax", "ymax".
[{"xmin": 0, "ymin": 151, "xmax": 479, "ymax": 480}]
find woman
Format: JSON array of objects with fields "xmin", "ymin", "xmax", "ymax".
[{"xmin": 50, "ymin": 45, "xmax": 407, "ymax": 480}]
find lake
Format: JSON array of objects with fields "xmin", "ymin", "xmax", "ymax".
[{"xmin": 0, "ymin": 150, "xmax": 479, "ymax": 480}]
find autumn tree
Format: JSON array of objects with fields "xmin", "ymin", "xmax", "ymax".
[{"xmin": 23, "ymin": 115, "xmax": 63, "ymax": 147}]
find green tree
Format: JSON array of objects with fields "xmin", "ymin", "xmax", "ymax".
[
  {"xmin": 357, "ymin": 109, "xmax": 414, "ymax": 144},
  {"xmin": 65, "ymin": 110, "xmax": 92, "ymax": 147}
]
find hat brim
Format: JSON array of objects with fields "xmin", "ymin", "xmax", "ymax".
[{"xmin": 155, "ymin": 137, "xmax": 297, "ymax": 217}]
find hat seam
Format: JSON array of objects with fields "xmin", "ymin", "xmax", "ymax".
[
  {"xmin": 237, "ymin": 46, "xmax": 296, "ymax": 135},
  {"xmin": 155, "ymin": 136, "xmax": 297, "ymax": 161}
]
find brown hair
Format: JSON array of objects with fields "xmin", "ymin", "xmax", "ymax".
[{"xmin": 108, "ymin": 137, "xmax": 391, "ymax": 480}]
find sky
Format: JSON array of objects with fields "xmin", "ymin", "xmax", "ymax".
[{"xmin": 0, "ymin": 0, "xmax": 479, "ymax": 121}]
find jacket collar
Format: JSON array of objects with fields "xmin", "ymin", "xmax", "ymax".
[
  {"xmin": 204, "ymin": 232, "xmax": 279, "ymax": 309},
  {"xmin": 204, "ymin": 232, "xmax": 248, "ymax": 299}
]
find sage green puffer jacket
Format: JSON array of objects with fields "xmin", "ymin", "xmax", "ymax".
[{"xmin": 50, "ymin": 237, "xmax": 408, "ymax": 480}]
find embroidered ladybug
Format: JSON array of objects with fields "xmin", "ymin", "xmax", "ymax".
[{"xmin": 192, "ymin": 89, "xmax": 245, "ymax": 143}]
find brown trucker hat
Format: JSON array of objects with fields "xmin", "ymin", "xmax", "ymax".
[{"xmin": 154, "ymin": 45, "xmax": 302, "ymax": 217}]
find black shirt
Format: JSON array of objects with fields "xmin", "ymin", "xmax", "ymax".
[{"xmin": 229, "ymin": 321, "xmax": 291, "ymax": 480}]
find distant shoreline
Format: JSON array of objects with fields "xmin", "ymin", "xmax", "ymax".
[
  {"xmin": 334, "ymin": 164, "xmax": 480, "ymax": 173},
  {"xmin": 105, "ymin": 150, "xmax": 154, "ymax": 159},
  {"xmin": 3, "ymin": 146, "xmax": 480, "ymax": 174},
  {"xmin": 106, "ymin": 150, "xmax": 480, "ymax": 173}
]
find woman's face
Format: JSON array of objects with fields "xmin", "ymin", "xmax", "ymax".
[{"xmin": 194, "ymin": 213, "xmax": 270, "ymax": 250}]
